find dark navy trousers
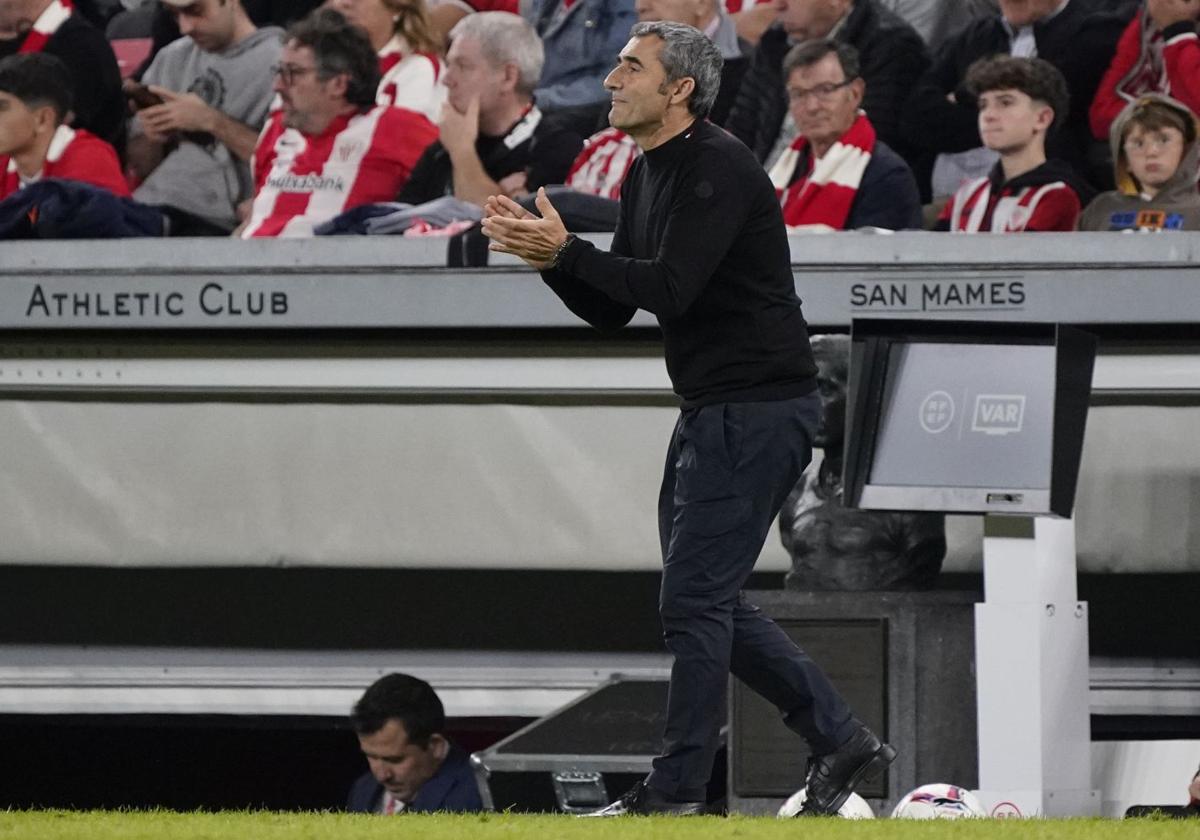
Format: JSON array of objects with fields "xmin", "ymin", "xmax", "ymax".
[{"xmin": 645, "ymin": 394, "xmax": 857, "ymax": 802}]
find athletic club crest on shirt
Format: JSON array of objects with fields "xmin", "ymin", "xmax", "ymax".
[{"xmin": 336, "ymin": 141, "xmax": 366, "ymax": 163}]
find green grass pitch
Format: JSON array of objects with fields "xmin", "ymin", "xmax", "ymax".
[{"xmin": 2, "ymin": 811, "xmax": 1197, "ymax": 840}]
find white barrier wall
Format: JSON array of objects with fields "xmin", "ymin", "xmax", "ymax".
[
  {"xmin": 3, "ymin": 233, "xmax": 1200, "ymax": 571},
  {"xmin": 1, "ymin": 397, "xmax": 1199, "ymax": 572}
]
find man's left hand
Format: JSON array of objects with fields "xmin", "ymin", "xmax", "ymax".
[
  {"xmin": 481, "ymin": 187, "xmax": 568, "ymax": 271},
  {"xmin": 138, "ymin": 86, "xmax": 215, "ymax": 135}
]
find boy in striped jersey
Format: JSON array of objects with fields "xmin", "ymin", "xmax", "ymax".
[{"xmin": 936, "ymin": 55, "xmax": 1085, "ymax": 232}]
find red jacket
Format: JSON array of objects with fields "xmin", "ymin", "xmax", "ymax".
[{"xmin": 1090, "ymin": 13, "xmax": 1200, "ymax": 140}]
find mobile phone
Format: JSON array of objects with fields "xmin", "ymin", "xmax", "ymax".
[{"xmin": 126, "ymin": 83, "xmax": 164, "ymax": 110}]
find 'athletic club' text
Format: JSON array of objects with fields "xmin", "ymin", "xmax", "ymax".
[{"xmin": 24, "ymin": 283, "xmax": 290, "ymax": 320}]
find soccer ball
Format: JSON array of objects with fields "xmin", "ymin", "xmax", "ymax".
[
  {"xmin": 891, "ymin": 783, "xmax": 986, "ymax": 819},
  {"xmin": 777, "ymin": 788, "xmax": 875, "ymax": 819}
]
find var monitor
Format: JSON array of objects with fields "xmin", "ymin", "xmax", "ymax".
[{"xmin": 843, "ymin": 320, "xmax": 1096, "ymax": 517}]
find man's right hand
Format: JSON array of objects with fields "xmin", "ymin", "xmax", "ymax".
[{"xmin": 438, "ymin": 95, "xmax": 480, "ymax": 158}]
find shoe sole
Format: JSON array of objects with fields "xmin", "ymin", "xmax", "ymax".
[{"xmin": 824, "ymin": 742, "xmax": 898, "ymax": 816}]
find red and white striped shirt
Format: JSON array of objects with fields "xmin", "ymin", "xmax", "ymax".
[
  {"xmin": 377, "ymin": 35, "xmax": 446, "ymax": 123},
  {"xmin": 564, "ymin": 127, "xmax": 639, "ymax": 200},
  {"xmin": 0, "ymin": 124, "xmax": 129, "ymax": 200},
  {"xmin": 243, "ymin": 105, "xmax": 438, "ymax": 238},
  {"xmin": 939, "ymin": 165, "xmax": 1081, "ymax": 232}
]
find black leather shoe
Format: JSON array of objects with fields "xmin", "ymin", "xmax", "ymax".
[
  {"xmin": 799, "ymin": 724, "xmax": 897, "ymax": 816},
  {"xmin": 580, "ymin": 780, "xmax": 705, "ymax": 817}
]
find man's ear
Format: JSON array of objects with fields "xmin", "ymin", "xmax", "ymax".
[
  {"xmin": 501, "ymin": 62, "xmax": 520, "ymax": 94},
  {"xmin": 427, "ymin": 733, "xmax": 449, "ymax": 761},
  {"xmin": 670, "ymin": 76, "xmax": 695, "ymax": 107},
  {"xmin": 326, "ymin": 72, "xmax": 350, "ymax": 100},
  {"xmin": 1035, "ymin": 103, "xmax": 1054, "ymax": 134},
  {"xmin": 32, "ymin": 104, "xmax": 59, "ymax": 135},
  {"xmin": 848, "ymin": 77, "xmax": 865, "ymax": 108}
]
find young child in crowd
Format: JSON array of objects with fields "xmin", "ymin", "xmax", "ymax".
[{"xmin": 1079, "ymin": 94, "xmax": 1200, "ymax": 230}]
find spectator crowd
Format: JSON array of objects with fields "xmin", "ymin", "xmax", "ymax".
[{"xmin": 2, "ymin": 0, "xmax": 1200, "ymax": 237}]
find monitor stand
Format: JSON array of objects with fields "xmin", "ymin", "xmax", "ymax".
[{"xmin": 973, "ymin": 514, "xmax": 1098, "ymax": 817}]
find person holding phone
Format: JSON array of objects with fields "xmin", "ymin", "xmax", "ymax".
[{"xmin": 126, "ymin": 0, "xmax": 282, "ymax": 235}]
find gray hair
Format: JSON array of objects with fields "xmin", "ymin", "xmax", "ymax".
[
  {"xmin": 782, "ymin": 38, "xmax": 860, "ymax": 84},
  {"xmin": 630, "ymin": 20, "xmax": 722, "ymax": 118},
  {"xmin": 449, "ymin": 11, "xmax": 544, "ymax": 98}
]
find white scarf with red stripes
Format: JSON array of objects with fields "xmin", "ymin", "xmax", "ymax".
[
  {"xmin": 769, "ymin": 111, "xmax": 874, "ymax": 232},
  {"xmin": 17, "ymin": 0, "xmax": 73, "ymax": 54}
]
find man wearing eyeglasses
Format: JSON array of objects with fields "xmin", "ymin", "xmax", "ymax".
[
  {"xmin": 770, "ymin": 38, "xmax": 921, "ymax": 230},
  {"xmin": 126, "ymin": 0, "xmax": 282, "ymax": 235},
  {"xmin": 241, "ymin": 9, "xmax": 437, "ymax": 237},
  {"xmin": 726, "ymin": 0, "xmax": 928, "ymax": 174}
]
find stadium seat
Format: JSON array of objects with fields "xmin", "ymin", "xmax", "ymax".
[{"xmin": 110, "ymin": 38, "xmax": 152, "ymax": 79}]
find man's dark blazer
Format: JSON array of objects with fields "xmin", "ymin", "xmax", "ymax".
[{"xmin": 346, "ymin": 745, "xmax": 484, "ymax": 814}]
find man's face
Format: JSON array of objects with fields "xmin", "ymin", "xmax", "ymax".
[
  {"xmin": 0, "ymin": 91, "xmax": 40, "ymax": 157},
  {"xmin": 977, "ymin": 87, "xmax": 1049, "ymax": 154},
  {"xmin": 1123, "ymin": 123, "xmax": 1186, "ymax": 193},
  {"xmin": 774, "ymin": 0, "xmax": 850, "ymax": 41},
  {"xmin": 604, "ymin": 35, "xmax": 675, "ymax": 134},
  {"xmin": 273, "ymin": 42, "xmax": 343, "ymax": 132},
  {"xmin": 636, "ymin": 0, "xmax": 704, "ymax": 26},
  {"xmin": 357, "ymin": 719, "xmax": 446, "ymax": 805},
  {"xmin": 443, "ymin": 34, "xmax": 506, "ymax": 116},
  {"xmin": 165, "ymin": 0, "xmax": 238, "ymax": 53},
  {"xmin": 997, "ymin": 0, "xmax": 1060, "ymax": 28},
  {"xmin": 786, "ymin": 53, "xmax": 862, "ymax": 151}
]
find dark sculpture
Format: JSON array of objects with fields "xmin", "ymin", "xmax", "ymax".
[{"xmin": 781, "ymin": 335, "xmax": 946, "ymax": 591}]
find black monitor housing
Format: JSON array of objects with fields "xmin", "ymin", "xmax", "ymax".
[{"xmin": 843, "ymin": 319, "xmax": 1096, "ymax": 517}]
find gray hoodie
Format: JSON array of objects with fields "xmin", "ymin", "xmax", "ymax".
[
  {"xmin": 1078, "ymin": 93, "xmax": 1200, "ymax": 231},
  {"xmin": 133, "ymin": 27, "xmax": 283, "ymax": 231}
]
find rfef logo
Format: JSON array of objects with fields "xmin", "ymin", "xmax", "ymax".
[
  {"xmin": 919, "ymin": 391, "xmax": 955, "ymax": 434},
  {"xmin": 972, "ymin": 394, "xmax": 1025, "ymax": 435}
]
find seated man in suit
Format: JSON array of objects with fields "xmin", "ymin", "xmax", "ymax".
[{"xmin": 347, "ymin": 672, "xmax": 484, "ymax": 814}]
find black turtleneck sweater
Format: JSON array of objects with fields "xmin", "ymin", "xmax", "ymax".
[{"xmin": 544, "ymin": 119, "xmax": 817, "ymax": 407}]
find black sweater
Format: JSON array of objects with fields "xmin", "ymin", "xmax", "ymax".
[{"xmin": 544, "ymin": 120, "xmax": 818, "ymax": 407}]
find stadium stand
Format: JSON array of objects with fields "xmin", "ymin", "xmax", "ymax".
[
  {"xmin": 1089, "ymin": 0, "xmax": 1200, "ymax": 142},
  {"xmin": 126, "ymin": 0, "xmax": 281, "ymax": 235},
  {"xmin": 726, "ymin": 0, "xmax": 929, "ymax": 176},
  {"xmin": 327, "ymin": 0, "xmax": 446, "ymax": 121},
  {"xmin": 901, "ymin": 0, "xmax": 1131, "ymax": 198}
]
